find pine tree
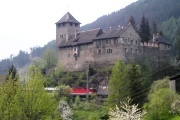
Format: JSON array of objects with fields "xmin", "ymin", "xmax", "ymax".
[
  {"xmin": 129, "ymin": 15, "xmax": 136, "ymax": 31},
  {"xmin": 152, "ymin": 21, "xmax": 158, "ymax": 35},
  {"xmin": 139, "ymin": 15, "xmax": 146, "ymax": 43},
  {"xmin": 127, "ymin": 62, "xmax": 144, "ymax": 106},
  {"xmin": 174, "ymin": 27, "xmax": 180, "ymax": 61},
  {"xmin": 145, "ymin": 19, "xmax": 151, "ymax": 42}
]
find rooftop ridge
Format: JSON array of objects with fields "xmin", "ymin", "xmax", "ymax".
[{"xmin": 80, "ymin": 28, "xmax": 101, "ymax": 33}]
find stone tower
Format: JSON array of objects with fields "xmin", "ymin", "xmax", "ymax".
[{"xmin": 56, "ymin": 12, "xmax": 81, "ymax": 47}]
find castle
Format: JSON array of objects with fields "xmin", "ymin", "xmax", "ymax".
[{"xmin": 56, "ymin": 12, "xmax": 171, "ymax": 71}]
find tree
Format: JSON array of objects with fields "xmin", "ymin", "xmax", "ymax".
[
  {"xmin": 127, "ymin": 62, "xmax": 144, "ymax": 106},
  {"xmin": 109, "ymin": 98, "xmax": 146, "ymax": 120},
  {"xmin": 174, "ymin": 27, "xmax": 180, "ymax": 61},
  {"xmin": 152, "ymin": 21, "xmax": 158, "ymax": 35},
  {"xmin": 43, "ymin": 47, "xmax": 56, "ymax": 67},
  {"xmin": 129, "ymin": 16, "xmax": 136, "ymax": 31},
  {"xmin": 144, "ymin": 78, "xmax": 180, "ymax": 120},
  {"xmin": 0, "ymin": 65, "xmax": 23, "ymax": 120},
  {"xmin": 146, "ymin": 19, "xmax": 151, "ymax": 42},
  {"xmin": 107, "ymin": 60, "xmax": 129, "ymax": 108},
  {"xmin": 139, "ymin": 15, "xmax": 147, "ymax": 43},
  {"xmin": 20, "ymin": 68, "xmax": 57, "ymax": 119},
  {"xmin": 0, "ymin": 66, "xmax": 57, "ymax": 119}
]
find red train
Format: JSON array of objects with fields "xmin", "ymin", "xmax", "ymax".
[
  {"xmin": 45, "ymin": 87, "xmax": 96, "ymax": 96},
  {"xmin": 71, "ymin": 87, "xmax": 96, "ymax": 96}
]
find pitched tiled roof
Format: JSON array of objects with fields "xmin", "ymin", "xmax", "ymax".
[
  {"xmin": 59, "ymin": 28, "xmax": 102, "ymax": 47},
  {"xmin": 150, "ymin": 34, "xmax": 171, "ymax": 45},
  {"xmin": 56, "ymin": 12, "xmax": 81, "ymax": 24},
  {"xmin": 95, "ymin": 28, "xmax": 123, "ymax": 40}
]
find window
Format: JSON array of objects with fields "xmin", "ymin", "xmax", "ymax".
[
  {"xmin": 135, "ymin": 49, "xmax": 138, "ymax": 53},
  {"xmin": 75, "ymin": 23, "xmax": 78, "ymax": 27},
  {"xmin": 124, "ymin": 48, "xmax": 128, "ymax": 53},
  {"xmin": 74, "ymin": 47, "xmax": 76, "ymax": 51},
  {"xmin": 124, "ymin": 39, "xmax": 127, "ymax": 43},
  {"xmin": 131, "ymin": 40, "xmax": 133, "ymax": 45},
  {"xmin": 97, "ymin": 49, "xmax": 101, "ymax": 54},
  {"xmin": 130, "ymin": 48, "xmax": 133, "ymax": 53},
  {"xmin": 135, "ymin": 40, "xmax": 138, "ymax": 45},
  {"xmin": 106, "ymin": 40, "xmax": 108, "ymax": 44},
  {"xmin": 63, "ymin": 23, "xmax": 65, "ymax": 26},
  {"xmin": 109, "ymin": 40, "xmax": 111, "ymax": 44},
  {"xmin": 60, "ymin": 35, "xmax": 63, "ymax": 38},
  {"xmin": 107, "ymin": 48, "xmax": 112, "ymax": 53},
  {"xmin": 70, "ymin": 23, "xmax": 72, "ymax": 26},
  {"xmin": 114, "ymin": 39, "xmax": 117, "ymax": 44}
]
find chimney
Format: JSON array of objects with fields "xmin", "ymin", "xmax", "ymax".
[
  {"xmin": 66, "ymin": 34, "xmax": 69, "ymax": 42},
  {"xmin": 109, "ymin": 27, "xmax": 112, "ymax": 31},
  {"xmin": 153, "ymin": 34, "xmax": 155, "ymax": 42}
]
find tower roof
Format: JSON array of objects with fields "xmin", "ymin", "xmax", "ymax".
[{"xmin": 56, "ymin": 12, "xmax": 81, "ymax": 24}]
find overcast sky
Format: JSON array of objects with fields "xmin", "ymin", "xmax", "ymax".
[{"xmin": 0, "ymin": 0, "xmax": 137, "ymax": 60}]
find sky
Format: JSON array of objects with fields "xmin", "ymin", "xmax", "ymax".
[{"xmin": 0, "ymin": 0, "xmax": 137, "ymax": 60}]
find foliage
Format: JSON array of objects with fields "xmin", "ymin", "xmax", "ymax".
[
  {"xmin": 129, "ymin": 16, "xmax": 136, "ymax": 31},
  {"xmin": 43, "ymin": 47, "xmax": 56, "ymax": 67},
  {"xmin": 0, "ymin": 58, "xmax": 11, "ymax": 74},
  {"xmin": 81, "ymin": 0, "xmax": 180, "ymax": 31},
  {"xmin": 139, "ymin": 15, "xmax": 151, "ymax": 43},
  {"xmin": 72, "ymin": 101, "xmax": 107, "ymax": 120},
  {"xmin": 127, "ymin": 62, "xmax": 144, "ymax": 106},
  {"xmin": 13, "ymin": 50, "xmax": 31, "ymax": 68},
  {"xmin": 107, "ymin": 59, "xmax": 129, "ymax": 108},
  {"xmin": 109, "ymin": 98, "xmax": 146, "ymax": 120},
  {"xmin": 141, "ymin": 56, "xmax": 153, "ymax": 88},
  {"xmin": 174, "ymin": 26, "xmax": 180, "ymax": 61},
  {"xmin": 171, "ymin": 100, "xmax": 180, "ymax": 115},
  {"xmin": 57, "ymin": 100, "xmax": 73, "ymax": 120},
  {"xmin": 57, "ymin": 85, "xmax": 72, "ymax": 98},
  {"xmin": 0, "ymin": 66, "xmax": 57, "ymax": 120},
  {"xmin": 151, "ymin": 21, "xmax": 158, "ymax": 35},
  {"xmin": 144, "ymin": 78, "xmax": 180, "ymax": 120}
]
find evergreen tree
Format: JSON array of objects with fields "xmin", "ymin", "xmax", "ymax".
[
  {"xmin": 6, "ymin": 64, "xmax": 18, "ymax": 83},
  {"xmin": 139, "ymin": 15, "xmax": 147, "ymax": 43},
  {"xmin": 152, "ymin": 21, "xmax": 158, "ymax": 35},
  {"xmin": 174, "ymin": 27, "xmax": 180, "ymax": 61},
  {"xmin": 146, "ymin": 19, "xmax": 151, "ymax": 42},
  {"xmin": 127, "ymin": 62, "xmax": 144, "ymax": 106},
  {"xmin": 129, "ymin": 15, "xmax": 136, "ymax": 31},
  {"xmin": 107, "ymin": 60, "xmax": 129, "ymax": 108}
]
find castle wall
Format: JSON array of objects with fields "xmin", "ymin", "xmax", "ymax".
[{"xmin": 57, "ymin": 42, "xmax": 96, "ymax": 71}]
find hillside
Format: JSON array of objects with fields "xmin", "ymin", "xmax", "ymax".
[
  {"xmin": 0, "ymin": 40, "xmax": 56, "ymax": 74},
  {"xmin": 1, "ymin": 0, "xmax": 180, "ymax": 74},
  {"xmin": 81, "ymin": 0, "xmax": 180, "ymax": 31}
]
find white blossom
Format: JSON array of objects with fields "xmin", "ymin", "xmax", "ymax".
[
  {"xmin": 57, "ymin": 100, "xmax": 73, "ymax": 120},
  {"xmin": 109, "ymin": 98, "xmax": 146, "ymax": 120}
]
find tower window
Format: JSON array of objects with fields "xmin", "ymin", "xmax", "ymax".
[
  {"xmin": 75, "ymin": 23, "xmax": 78, "ymax": 27},
  {"xmin": 60, "ymin": 35, "xmax": 63, "ymax": 38}
]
